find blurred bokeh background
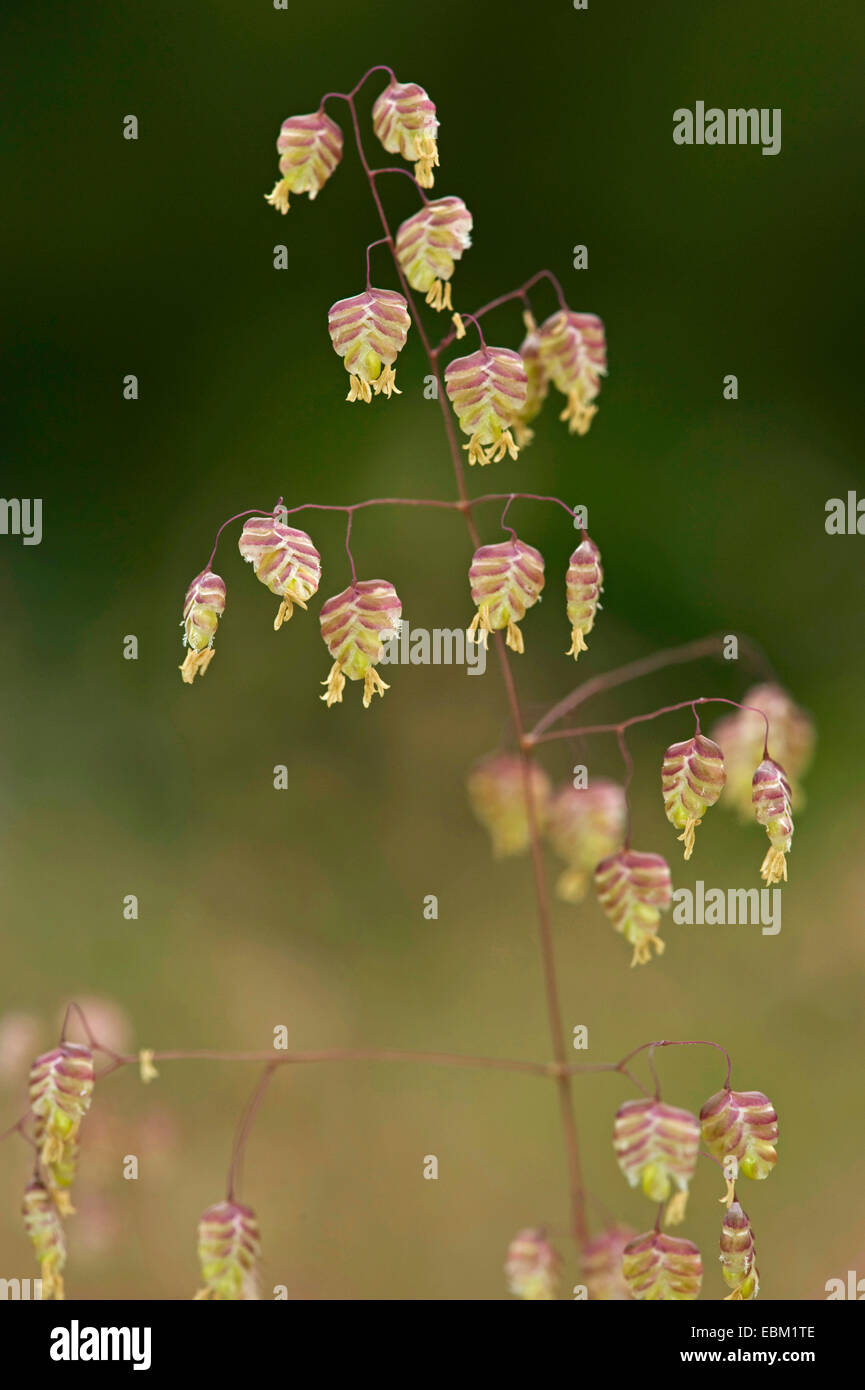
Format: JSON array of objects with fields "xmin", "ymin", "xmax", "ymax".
[{"xmin": 2, "ymin": 0, "xmax": 864, "ymax": 1299}]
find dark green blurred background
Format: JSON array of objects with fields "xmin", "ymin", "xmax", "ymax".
[{"xmin": 2, "ymin": 0, "xmax": 864, "ymax": 1299}]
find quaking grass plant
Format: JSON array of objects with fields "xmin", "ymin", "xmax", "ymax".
[{"xmin": 4, "ymin": 67, "xmax": 815, "ymax": 1301}]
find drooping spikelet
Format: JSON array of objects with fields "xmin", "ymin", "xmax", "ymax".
[
  {"xmin": 613, "ymin": 1099, "xmax": 700, "ymax": 1224},
  {"xmin": 22, "ymin": 1180, "xmax": 66, "ymax": 1299},
  {"xmin": 582, "ymin": 1224, "xmax": 636, "ymax": 1300},
  {"xmin": 700, "ymin": 1088, "xmax": 778, "ymax": 1185},
  {"xmin": 711, "ymin": 684, "xmax": 815, "ymax": 816},
  {"xmin": 565, "ymin": 536, "xmax": 603, "ymax": 660},
  {"xmin": 752, "ymin": 759, "xmax": 793, "ymax": 884},
  {"xmin": 504, "ymin": 1227, "xmax": 561, "ymax": 1300},
  {"xmin": 545, "ymin": 780, "xmax": 627, "ymax": 902},
  {"xmin": 536, "ymin": 309, "xmax": 607, "ymax": 435},
  {"xmin": 372, "ymin": 78, "xmax": 439, "ymax": 187},
  {"xmin": 720, "ymin": 1201, "xmax": 759, "ymax": 1300},
  {"xmin": 319, "ymin": 580, "xmax": 402, "ymax": 708},
  {"xmin": 264, "ymin": 110, "xmax": 343, "ymax": 214},
  {"xmin": 513, "ymin": 312, "xmax": 549, "ymax": 448},
  {"xmin": 661, "ymin": 734, "xmax": 727, "ymax": 860},
  {"xmin": 467, "ymin": 754, "xmax": 552, "ymax": 859},
  {"xmin": 179, "ymin": 569, "xmax": 226, "ymax": 684},
  {"xmin": 445, "ymin": 348, "xmax": 528, "ymax": 466},
  {"xmin": 395, "ymin": 197, "xmax": 472, "ymax": 311},
  {"xmin": 194, "ymin": 1199, "xmax": 261, "ymax": 1301},
  {"xmin": 622, "ymin": 1230, "xmax": 703, "ymax": 1301},
  {"xmin": 593, "ymin": 850, "xmax": 672, "ymax": 967},
  {"xmin": 238, "ymin": 518, "xmax": 321, "ymax": 630},
  {"xmin": 29, "ymin": 1044, "xmax": 94, "ymax": 1193},
  {"xmin": 467, "ymin": 539, "xmax": 544, "ymax": 653},
  {"xmin": 327, "ymin": 288, "xmax": 411, "ymax": 402}
]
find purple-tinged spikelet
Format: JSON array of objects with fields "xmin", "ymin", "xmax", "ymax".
[
  {"xmin": 536, "ymin": 309, "xmax": 607, "ymax": 436},
  {"xmin": 504, "ymin": 1227, "xmax": 561, "ymax": 1300},
  {"xmin": 467, "ymin": 539, "xmax": 545, "ymax": 653},
  {"xmin": 565, "ymin": 537, "xmax": 603, "ymax": 661},
  {"xmin": 445, "ymin": 349, "xmax": 528, "ymax": 466},
  {"xmin": 622, "ymin": 1230, "xmax": 702, "ymax": 1301},
  {"xmin": 467, "ymin": 754, "xmax": 552, "ymax": 859},
  {"xmin": 513, "ymin": 312, "xmax": 549, "ymax": 448},
  {"xmin": 751, "ymin": 758, "xmax": 793, "ymax": 884},
  {"xmin": 194, "ymin": 1199, "xmax": 261, "ymax": 1301},
  {"xmin": 372, "ymin": 79, "xmax": 439, "ymax": 187},
  {"xmin": 22, "ymin": 1180, "xmax": 66, "ymax": 1299},
  {"xmin": 29, "ymin": 1044, "xmax": 94, "ymax": 1193},
  {"xmin": 711, "ymin": 684, "xmax": 815, "ymax": 817},
  {"xmin": 662, "ymin": 734, "xmax": 727, "ymax": 860},
  {"xmin": 583, "ymin": 1224, "xmax": 637, "ymax": 1300},
  {"xmin": 179, "ymin": 569, "xmax": 226, "ymax": 684},
  {"xmin": 319, "ymin": 580, "xmax": 402, "ymax": 708},
  {"xmin": 545, "ymin": 780, "xmax": 627, "ymax": 902},
  {"xmin": 395, "ymin": 197, "xmax": 472, "ymax": 311},
  {"xmin": 238, "ymin": 518, "xmax": 322, "ymax": 630},
  {"xmin": 720, "ymin": 1201, "xmax": 759, "ymax": 1300},
  {"xmin": 700, "ymin": 1088, "xmax": 778, "ymax": 1184},
  {"xmin": 593, "ymin": 850, "xmax": 672, "ymax": 967},
  {"xmin": 613, "ymin": 1099, "xmax": 700, "ymax": 1224},
  {"xmin": 265, "ymin": 110, "xmax": 343, "ymax": 214},
  {"xmin": 327, "ymin": 288, "xmax": 411, "ymax": 402}
]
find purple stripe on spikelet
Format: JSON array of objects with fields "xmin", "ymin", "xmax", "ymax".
[
  {"xmin": 395, "ymin": 198, "xmax": 473, "ymax": 292},
  {"xmin": 468, "ymin": 540, "xmax": 545, "ymax": 627},
  {"xmin": 328, "ymin": 290, "xmax": 410, "ymax": 377},
  {"xmin": 566, "ymin": 537, "xmax": 603, "ymax": 625},
  {"xmin": 372, "ymin": 79, "xmax": 439, "ymax": 160},
  {"xmin": 320, "ymin": 581, "xmax": 401, "ymax": 664}
]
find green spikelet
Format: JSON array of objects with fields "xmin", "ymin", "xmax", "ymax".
[
  {"xmin": 622, "ymin": 1230, "xmax": 702, "ymax": 1301},
  {"xmin": 700, "ymin": 1087, "xmax": 778, "ymax": 1183},
  {"xmin": 28, "ymin": 1044, "xmax": 94, "ymax": 1203},
  {"xmin": 661, "ymin": 734, "xmax": 726, "ymax": 860},
  {"xmin": 720, "ymin": 1201, "xmax": 760, "ymax": 1300},
  {"xmin": 195, "ymin": 1200, "xmax": 261, "ymax": 1301},
  {"xmin": 22, "ymin": 1180, "xmax": 66, "ymax": 1300}
]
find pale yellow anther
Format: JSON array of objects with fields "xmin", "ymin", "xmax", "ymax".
[
  {"xmin": 274, "ymin": 594, "xmax": 306, "ymax": 631},
  {"xmin": 362, "ymin": 667, "xmax": 390, "ymax": 708},
  {"xmin": 719, "ymin": 1174, "xmax": 737, "ymax": 1208},
  {"xmin": 760, "ymin": 847, "xmax": 788, "ymax": 885},
  {"xmin": 51, "ymin": 1188, "xmax": 75, "ymax": 1217},
  {"xmin": 346, "ymin": 375, "xmax": 373, "ymax": 404},
  {"xmin": 567, "ymin": 626, "xmax": 589, "ymax": 660},
  {"xmin": 467, "ymin": 606, "xmax": 492, "ymax": 649},
  {"xmin": 179, "ymin": 646, "xmax": 216, "ymax": 684},
  {"xmin": 372, "ymin": 365, "xmax": 401, "ymax": 399},
  {"xmin": 677, "ymin": 817, "xmax": 701, "ymax": 861},
  {"xmin": 139, "ymin": 1049, "xmax": 159, "ymax": 1085},
  {"xmin": 42, "ymin": 1268, "xmax": 65, "ymax": 1301},
  {"xmin": 413, "ymin": 134, "xmax": 439, "ymax": 189},
  {"xmin": 560, "ymin": 392, "xmax": 598, "ymax": 436},
  {"xmin": 41, "ymin": 1134, "xmax": 64, "ymax": 1167},
  {"xmin": 424, "ymin": 278, "xmax": 453, "ymax": 313},
  {"xmin": 464, "ymin": 433, "xmax": 493, "ymax": 467},
  {"xmin": 489, "ymin": 429, "xmax": 519, "ymax": 463},
  {"xmin": 630, "ymin": 932, "xmax": 665, "ymax": 968},
  {"xmin": 452, "ymin": 313, "xmax": 466, "ymax": 340},
  {"xmin": 505, "ymin": 621, "xmax": 525, "ymax": 655},
  {"xmin": 264, "ymin": 179, "xmax": 291, "ymax": 215},
  {"xmin": 664, "ymin": 1190, "xmax": 689, "ymax": 1226},
  {"xmin": 321, "ymin": 661, "xmax": 346, "ymax": 707}
]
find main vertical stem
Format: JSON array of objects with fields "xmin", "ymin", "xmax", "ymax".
[{"xmin": 347, "ymin": 95, "xmax": 588, "ymax": 1249}]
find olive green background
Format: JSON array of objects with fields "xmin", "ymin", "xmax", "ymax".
[{"xmin": 1, "ymin": 0, "xmax": 864, "ymax": 1298}]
